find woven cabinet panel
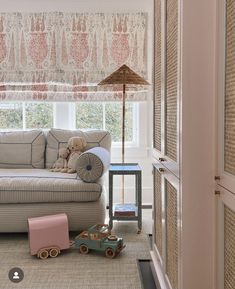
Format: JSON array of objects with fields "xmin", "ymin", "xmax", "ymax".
[
  {"xmin": 154, "ymin": 0, "xmax": 162, "ymax": 151},
  {"xmin": 166, "ymin": 180, "xmax": 178, "ymax": 289},
  {"xmin": 224, "ymin": 205, "xmax": 235, "ymax": 289},
  {"xmin": 166, "ymin": 0, "xmax": 178, "ymax": 162},
  {"xmin": 225, "ymin": 0, "xmax": 235, "ymax": 175},
  {"xmin": 154, "ymin": 168, "xmax": 162, "ymax": 257}
]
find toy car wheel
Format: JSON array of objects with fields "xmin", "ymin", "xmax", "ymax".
[
  {"xmin": 105, "ymin": 248, "xmax": 115, "ymax": 258},
  {"xmin": 49, "ymin": 248, "xmax": 59, "ymax": 258},
  {"xmin": 39, "ymin": 250, "xmax": 49, "ymax": 259},
  {"xmin": 79, "ymin": 244, "xmax": 89, "ymax": 254},
  {"xmin": 108, "ymin": 235, "xmax": 118, "ymax": 241}
]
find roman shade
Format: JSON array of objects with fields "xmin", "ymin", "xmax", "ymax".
[{"xmin": 0, "ymin": 12, "xmax": 148, "ymax": 102}]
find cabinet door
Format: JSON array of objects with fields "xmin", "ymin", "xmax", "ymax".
[
  {"xmin": 152, "ymin": 163, "xmax": 181, "ymax": 289},
  {"xmin": 153, "ymin": 0, "xmax": 181, "ymax": 178},
  {"xmin": 217, "ymin": 187, "xmax": 235, "ymax": 289},
  {"xmin": 218, "ymin": 0, "xmax": 235, "ymax": 193},
  {"xmin": 217, "ymin": 1, "xmax": 235, "ymax": 288}
]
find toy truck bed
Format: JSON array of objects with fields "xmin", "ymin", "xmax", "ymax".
[{"xmin": 28, "ymin": 213, "xmax": 70, "ymax": 258}]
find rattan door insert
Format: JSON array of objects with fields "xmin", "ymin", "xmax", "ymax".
[
  {"xmin": 165, "ymin": 0, "xmax": 178, "ymax": 162},
  {"xmin": 224, "ymin": 0, "xmax": 235, "ymax": 176},
  {"xmin": 224, "ymin": 205, "xmax": 235, "ymax": 289},
  {"xmin": 165, "ymin": 179, "xmax": 178, "ymax": 289},
  {"xmin": 223, "ymin": 2, "xmax": 235, "ymax": 288},
  {"xmin": 153, "ymin": 0, "xmax": 162, "ymax": 152},
  {"xmin": 153, "ymin": 165, "xmax": 163, "ymax": 259}
]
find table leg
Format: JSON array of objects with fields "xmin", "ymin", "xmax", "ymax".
[
  {"xmin": 109, "ymin": 173, "xmax": 113, "ymax": 230},
  {"xmin": 137, "ymin": 171, "xmax": 142, "ymax": 233},
  {"xmin": 135, "ymin": 174, "xmax": 138, "ymax": 207}
]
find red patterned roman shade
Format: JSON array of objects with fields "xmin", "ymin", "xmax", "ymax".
[{"xmin": 0, "ymin": 12, "xmax": 148, "ymax": 102}]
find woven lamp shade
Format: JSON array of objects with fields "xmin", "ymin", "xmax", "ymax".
[{"xmin": 98, "ymin": 64, "xmax": 149, "ymax": 86}]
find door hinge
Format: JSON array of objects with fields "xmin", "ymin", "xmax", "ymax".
[
  {"xmin": 214, "ymin": 176, "xmax": 221, "ymax": 181},
  {"xmin": 215, "ymin": 190, "xmax": 220, "ymax": 195}
]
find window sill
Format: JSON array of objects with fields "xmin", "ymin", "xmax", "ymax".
[{"xmin": 111, "ymin": 146, "xmax": 150, "ymax": 159}]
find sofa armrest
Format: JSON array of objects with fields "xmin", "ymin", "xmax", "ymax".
[{"xmin": 76, "ymin": 147, "xmax": 110, "ymax": 182}]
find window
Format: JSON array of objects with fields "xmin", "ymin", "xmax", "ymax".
[
  {"xmin": 0, "ymin": 103, "xmax": 23, "ymax": 129},
  {"xmin": 25, "ymin": 103, "xmax": 53, "ymax": 129},
  {"xmin": 0, "ymin": 102, "xmax": 138, "ymax": 146},
  {"xmin": 76, "ymin": 103, "xmax": 103, "ymax": 130},
  {"xmin": 0, "ymin": 102, "xmax": 54, "ymax": 130},
  {"xmin": 76, "ymin": 102, "xmax": 137, "ymax": 144}
]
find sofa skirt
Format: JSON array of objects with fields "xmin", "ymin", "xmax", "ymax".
[{"xmin": 0, "ymin": 193, "xmax": 106, "ymax": 233}]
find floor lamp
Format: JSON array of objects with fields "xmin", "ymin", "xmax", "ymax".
[{"xmin": 98, "ymin": 64, "xmax": 149, "ymax": 204}]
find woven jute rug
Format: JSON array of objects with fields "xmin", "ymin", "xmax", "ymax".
[{"xmin": 0, "ymin": 222, "xmax": 150, "ymax": 289}]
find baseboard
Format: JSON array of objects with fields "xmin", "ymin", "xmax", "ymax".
[{"xmin": 150, "ymin": 252, "xmax": 169, "ymax": 289}]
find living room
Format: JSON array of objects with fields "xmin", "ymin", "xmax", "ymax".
[
  {"xmin": 0, "ymin": 0, "xmax": 233, "ymax": 289},
  {"xmin": 0, "ymin": 0, "xmax": 154, "ymax": 288}
]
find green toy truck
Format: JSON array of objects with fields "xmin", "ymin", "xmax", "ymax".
[{"xmin": 75, "ymin": 224, "xmax": 125, "ymax": 258}]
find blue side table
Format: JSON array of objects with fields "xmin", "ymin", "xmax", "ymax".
[{"xmin": 109, "ymin": 163, "xmax": 142, "ymax": 233}]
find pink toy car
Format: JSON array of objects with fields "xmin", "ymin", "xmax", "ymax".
[{"xmin": 28, "ymin": 213, "xmax": 70, "ymax": 259}]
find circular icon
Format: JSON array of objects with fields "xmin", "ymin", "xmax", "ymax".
[{"xmin": 8, "ymin": 267, "xmax": 24, "ymax": 283}]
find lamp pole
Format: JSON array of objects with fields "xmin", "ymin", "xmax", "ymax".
[
  {"xmin": 122, "ymin": 83, "xmax": 126, "ymax": 164},
  {"xmin": 121, "ymin": 83, "xmax": 126, "ymax": 204}
]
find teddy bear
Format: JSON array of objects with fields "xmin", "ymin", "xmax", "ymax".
[
  {"xmin": 67, "ymin": 136, "xmax": 87, "ymax": 173},
  {"xmin": 51, "ymin": 147, "xmax": 69, "ymax": 172}
]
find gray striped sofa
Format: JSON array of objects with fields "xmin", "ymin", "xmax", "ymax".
[{"xmin": 0, "ymin": 129, "xmax": 111, "ymax": 232}]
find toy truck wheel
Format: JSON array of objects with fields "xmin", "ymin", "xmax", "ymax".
[
  {"xmin": 49, "ymin": 248, "xmax": 60, "ymax": 258},
  {"xmin": 38, "ymin": 249, "xmax": 49, "ymax": 259},
  {"xmin": 105, "ymin": 248, "xmax": 115, "ymax": 258},
  {"xmin": 79, "ymin": 244, "xmax": 89, "ymax": 254}
]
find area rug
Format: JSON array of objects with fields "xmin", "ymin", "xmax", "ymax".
[{"xmin": 0, "ymin": 223, "xmax": 150, "ymax": 289}]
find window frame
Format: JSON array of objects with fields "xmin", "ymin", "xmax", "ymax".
[{"xmin": 0, "ymin": 101, "xmax": 147, "ymax": 152}]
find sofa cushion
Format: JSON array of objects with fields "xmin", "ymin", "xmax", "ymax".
[
  {"xmin": 0, "ymin": 169, "xmax": 102, "ymax": 204},
  {"xmin": 77, "ymin": 147, "xmax": 110, "ymax": 182},
  {"xmin": 46, "ymin": 129, "xmax": 111, "ymax": 169},
  {"xmin": 0, "ymin": 130, "xmax": 45, "ymax": 169}
]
